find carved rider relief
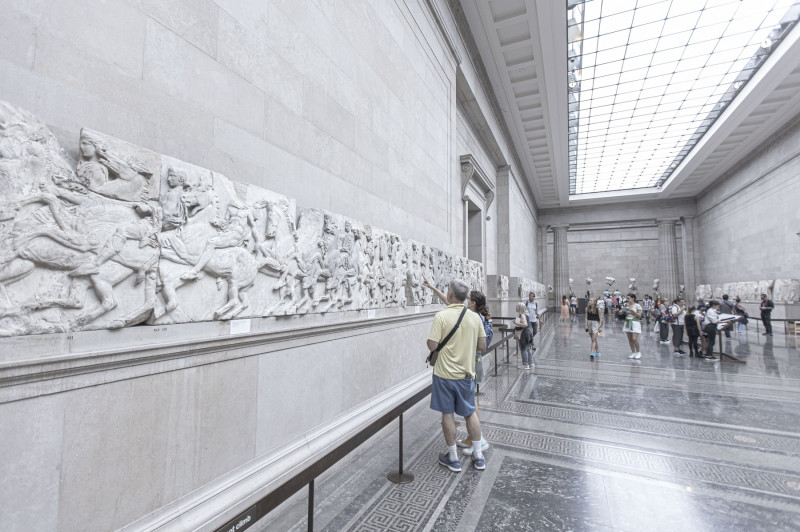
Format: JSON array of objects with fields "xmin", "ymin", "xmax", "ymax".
[{"xmin": 0, "ymin": 101, "xmax": 487, "ymax": 337}]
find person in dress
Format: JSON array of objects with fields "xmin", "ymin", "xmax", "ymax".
[{"xmin": 560, "ymin": 295, "xmax": 570, "ymax": 320}]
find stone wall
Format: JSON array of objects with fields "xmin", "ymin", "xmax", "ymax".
[
  {"xmin": 558, "ymin": 226, "xmax": 684, "ymax": 299},
  {"xmin": 695, "ymin": 115, "xmax": 800, "ymax": 284},
  {"xmin": 0, "ymin": 1, "xmax": 523, "ymax": 530},
  {"xmin": 0, "ymin": 0, "xmax": 461, "ymax": 254}
]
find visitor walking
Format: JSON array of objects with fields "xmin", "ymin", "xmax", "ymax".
[{"xmin": 560, "ymin": 295, "xmax": 570, "ymax": 321}]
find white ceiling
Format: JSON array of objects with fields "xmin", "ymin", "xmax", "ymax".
[{"xmin": 459, "ymin": 0, "xmax": 800, "ymax": 209}]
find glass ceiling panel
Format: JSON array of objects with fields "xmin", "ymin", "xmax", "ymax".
[{"xmin": 567, "ymin": 0, "xmax": 800, "ymax": 196}]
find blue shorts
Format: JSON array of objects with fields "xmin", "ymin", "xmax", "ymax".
[{"xmin": 430, "ymin": 374, "xmax": 475, "ymax": 417}]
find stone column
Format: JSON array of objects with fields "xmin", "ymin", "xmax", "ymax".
[
  {"xmin": 657, "ymin": 218, "xmax": 680, "ymax": 300},
  {"xmin": 552, "ymin": 224, "xmax": 570, "ymax": 305},
  {"xmin": 680, "ymin": 216, "xmax": 697, "ymax": 303}
]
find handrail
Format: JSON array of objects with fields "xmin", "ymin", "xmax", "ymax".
[
  {"xmin": 212, "ymin": 317, "xmax": 545, "ymax": 531},
  {"xmin": 213, "ymin": 386, "xmax": 431, "ymax": 532}
]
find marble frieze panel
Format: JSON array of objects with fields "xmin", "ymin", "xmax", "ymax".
[{"xmin": 0, "ymin": 101, "xmax": 484, "ymax": 337}]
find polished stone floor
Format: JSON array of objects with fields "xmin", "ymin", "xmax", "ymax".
[{"xmin": 256, "ymin": 315, "xmax": 800, "ymax": 531}]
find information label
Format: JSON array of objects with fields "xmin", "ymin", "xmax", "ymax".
[
  {"xmin": 230, "ymin": 319, "xmax": 251, "ymax": 335},
  {"xmin": 215, "ymin": 504, "xmax": 256, "ymax": 532},
  {"xmin": 415, "ymin": 306, "xmax": 421, "ymax": 314},
  {"xmin": 367, "ymin": 309, "xmax": 376, "ymax": 319}
]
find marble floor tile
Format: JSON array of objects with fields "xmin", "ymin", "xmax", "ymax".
[{"xmin": 255, "ymin": 318, "xmax": 800, "ymax": 531}]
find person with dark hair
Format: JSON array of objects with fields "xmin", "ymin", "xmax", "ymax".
[
  {"xmin": 642, "ymin": 294, "xmax": 654, "ymax": 325},
  {"xmin": 524, "ymin": 292, "xmax": 539, "ymax": 349},
  {"xmin": 702, "ymin": 300, "xmax": 721, "ymax": 361},
  {"xmin": 760, "ymin": 293, "xmax": 774, "ymax": 336},
  {"xmin": 514, "ymin": 303, "xmax": 535, "ymax": 370},
  {"xmin": 733, "ymin": 296, "xmax": 749, "ymax": 334},
  {"xmin": 622, "ymin": 293, "xmax": 643, "ymax": 359},
  {"xmin": 720, "ymin": 294, "xmax": 735, "ymax": 338},
  {"xmin": 685, "ymin": 306, "xmax": 702, "ymax": 357},
  {"xmin": 669, "ymin": 298, "xmax": 686, "ymax": 356},
  {"xmin": 585, "ymin": 297, "xmax": 603, "ymax": 359},
  {"xmin": 655, "ymin": 297, "xmax": 670, "ymax": 344},
  {"xmin": 560, "ymin": 295, "xmax": 570, "ymax": 320},
  {"xmin": 424, "ymin": 279, "xmax": 487, "ymax": 472}
]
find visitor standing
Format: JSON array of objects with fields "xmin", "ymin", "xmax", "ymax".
[
  {"xmin": 623, "ymin": 293, "xmax": 643, "ymax": 359},
  {"xmin": 685, "ymin": 306, "xmax": 701, "ymax": 357},
  {"xmin": 426, "ymin": 280, "xmax": 487, "ymax": 472},
  {"xmin": 642, "ymin": 295, "xmax": 654, "ymax": 325},
  {"xmin": 760, "ymin": 293, "xmax": 774, "ymax": 336},
  {"xmin": 514, "ymin": 303, "xmax": 534, "ymax": 370},
  {"xmin": 560, "ymin": 295, "xmax": 570, "ymax": 320},
  {"xmin": 670, "ymin": 298, "xmax": 687, "ymax": 356},
  {"xmin": 720, "ymin": 294, "xmax": 735, "ymax": 338},
  {"xmin": 524, "ymin": 292, "xmax": 539, "ymax": 349},
  {"xmin": 702, "ymin": 300, "xmax": 721, "ymax": 361},
  {"xmin": 733, "ymin": 296, "xmax": 748, "ymax": 334},
  {"xmin": 656, "ymin": 298, "xmax": 670, "ymax": 344},
  {"xmin": 585, "ymin": 297, "xmax": 603, "ymax": 359},
  {"xmin": 570, "ymin": 294, "xmax": 578, "ymax": 316}
]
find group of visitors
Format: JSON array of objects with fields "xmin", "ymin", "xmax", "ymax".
[
  {"xmin": 583, "ymin": 291, "xmax": 775, "ymax": 362},
  {"xmin": 425, "ymin": 277, "xmax": 776, "ymax": 474}
]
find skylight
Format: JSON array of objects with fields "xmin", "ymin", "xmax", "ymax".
[{"xmin": 567, "ymin": 0, "xmax": 800, "ymax": 195}]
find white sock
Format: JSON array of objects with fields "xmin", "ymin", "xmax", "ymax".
[
  {"xmin": 471, "ymin": 435, "xmax": 484, "ymax": 459},
  {"xmin": 448, "ymin": 444, "xmax": 458, "ymax": 462},
  {"xmin": 473, "ymin": 445, "xmax": 484, "ymax": 460}
]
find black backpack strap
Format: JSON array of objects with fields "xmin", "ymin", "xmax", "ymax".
[{"xmin": 437, "ymin": 307, "xmax": 468, "ymax": 352}]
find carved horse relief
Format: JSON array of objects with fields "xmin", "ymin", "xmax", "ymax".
[{"xmin": 0, "ymin": 100, "xmax": 487, "ymax": 337}]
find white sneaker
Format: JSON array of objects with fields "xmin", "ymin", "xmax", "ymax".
[
  {"xmin": 628, "ymin": 353, "xmax": 637, "ymax": 359},
  {"xmin": 634, "ymin": 352, "xmax": 641, "ymax": 359},
  {"xmin": 462, "ymin": 438, "xmax": 490, "ymax": 455}
]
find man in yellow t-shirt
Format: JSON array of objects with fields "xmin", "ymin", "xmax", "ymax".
[{"xmin": 427, "ymin": 279, "xmax": 487, "ymax": 473}]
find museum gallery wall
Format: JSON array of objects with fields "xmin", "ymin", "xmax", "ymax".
[{"xmin": 0, "ymin": 100, "xmax": 485, "ymax": 338}]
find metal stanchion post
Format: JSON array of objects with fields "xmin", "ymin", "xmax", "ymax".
[
  {"xmin": 387, "ymin": 413, "xmax": 415, "ymax": 483},
  {"xmin": 308, "ymin": 479, "xmax": 314, "ymax": 532}
]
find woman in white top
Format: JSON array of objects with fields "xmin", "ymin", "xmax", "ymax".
[
  {"xmin": 669, "ymin": 298, "xmax": 687, "ymax": 356},
  {"xmin": 702, "ymin": 301, "xmax": 721, "ymax": 361},
  {"xmin": 622, "ymin": 293, "xmax": 643, "ymax": 359}
]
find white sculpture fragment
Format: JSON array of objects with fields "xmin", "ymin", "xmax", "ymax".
[
  {"xmin": 774, "ymin": 279, "xmax": 800, "ymax": 303},
  {"xmin": 0, "ymin": 100, "xmax": 487, "ymax": 338},
  {"xmin": 499, "ymin": 275, "xmax": 509, "ymax": 300},
  {"xmin": 695, "ymin": 284, "xmax": 712, "ymax": 301}
]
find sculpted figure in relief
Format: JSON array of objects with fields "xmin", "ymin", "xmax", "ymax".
[
  {"xmin": 758, "ymin": 279, "xmax": 774, "ymax": 300},
  {"xmin": 774, "ymin": 279, "xmax": 800, "ymax": 303},
  {"xmin": 0, "ymin": 100, "xmax": 502, "ymax": 336},
  {"xmin": 499, "ymin": 275, "xmax": 509, "ymax": 300},
  {"xmin": 695, "ymin": 284, "xmax": 712, "ymax": 301}
]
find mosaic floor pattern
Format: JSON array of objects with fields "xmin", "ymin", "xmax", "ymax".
[{"xmin": 257, "ymin": 315, "xmax": 800, "ymax": 531}]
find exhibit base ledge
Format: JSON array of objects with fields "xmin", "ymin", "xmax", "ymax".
[{"xmin": 119, "ymin": 370, "xmax": 433, "ymax": 532}]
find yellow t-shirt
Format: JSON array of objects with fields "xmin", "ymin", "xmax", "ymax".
[{"xmin": 428, "ymin": 304, "xmax": 486, "ymax": 380}]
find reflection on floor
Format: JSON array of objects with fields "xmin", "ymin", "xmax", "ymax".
[{"xmin": 257, "ymin": 316, "xmax": 800, "ymax": 531}]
